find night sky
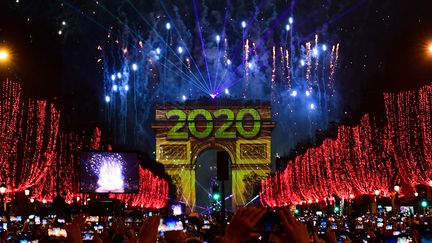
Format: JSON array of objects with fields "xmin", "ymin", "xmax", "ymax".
[{"xmin": 1, "ymin": 0, "xmax": 432, "ymax": 153}]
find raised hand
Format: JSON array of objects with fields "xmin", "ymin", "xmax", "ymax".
[
  {"xmin": 93, "ymin": 231, "xmax": 103, "ymax": 243},
  {"xmin": 66, "ymin": 214, "xmax": 86, "ymax": 243},
  {"xmin": 276, "ymin": 208, "xmax": 309, "ymax": 243},
  {"xmin": 137, "ymin": 215, "xmax": 161, "ymax": 243},
  {"xmin": 326, "ymin": 227, "xmax": 337, "ymax": 243},
  {"xmin": 223, "ymin": 207, "xmax": 266, "ymax": 242},
  {"xmin": 313, "ymin": 232, "xmax": 326, "ymax": 243}
]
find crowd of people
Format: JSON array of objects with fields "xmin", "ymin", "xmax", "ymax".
[{"xmin": 0, "ymin": 206, "xmax": 431, "ymax": 242}]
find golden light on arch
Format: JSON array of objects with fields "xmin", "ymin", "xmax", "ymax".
[{"xmin": 152, "ymin": 103, "xmax": 275, "ymax": 212}]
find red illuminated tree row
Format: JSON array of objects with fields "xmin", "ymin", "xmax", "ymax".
[
  {"xmin": 0, "ymin": 80, "xmax": 168, "ymax": 209},
  {"xmin": 112, "ymin": 168, "xmax": 169, "ymax": 209},
  {"xmin": 261, "ymin": 83, "xmax": 432, "ymax": 207},
  {"xmin": 0, "ymin": 79, "xmax": 60, "ymax": 193}
]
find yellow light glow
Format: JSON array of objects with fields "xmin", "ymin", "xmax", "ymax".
[
  {"xmin": 428, "ymin": 43, "xmax": 432, "ymax": 55},
  {"xmin": 0, "ymin": 50, "xmax": 9, "ymax": 61}
]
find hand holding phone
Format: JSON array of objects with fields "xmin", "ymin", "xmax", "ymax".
[
  {"xmin": 253, "ymin": 209, "xmax": 282, "ymax": 233},
  {"xmin": 158, "ymin": 217, "xmax": 184, "ymax": 232}
]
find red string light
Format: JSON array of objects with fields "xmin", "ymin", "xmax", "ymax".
[
  {"xmin": 0, "ymin": 80, "xmax": 168, "ymax": 209},
  {"xmin": 262, "ymin": 83, "xmax": 432, "ymax": 207},
  {"xmin": 112, "ymin": 167, "xmax": 168, "ymax": 209}
]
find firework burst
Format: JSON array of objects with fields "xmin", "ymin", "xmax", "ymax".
[{"xmin": 98, "ymin": 1, "xmax": 341, "ymax": 154}]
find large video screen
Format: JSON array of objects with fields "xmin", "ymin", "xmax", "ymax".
[{"xmin": 80, "ymin": 152, "xmax": 139, "ymax": 193}]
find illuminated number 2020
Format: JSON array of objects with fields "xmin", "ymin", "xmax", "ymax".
[
  {"xmin": 166, "ymin": 109, "xmax": 188, "ymax": 140},
  {"xmin": 166, "ymin": 108, "xmax": 261, "ymax": 140},
  {"xmin": 188, "ymin": 109, "xmax": 213, "ymax": 139},
  {"xmin": 235, "ymin": 108, "xmax": 261, "ymax": 139},
  {"xmin": 213, "ymin": 109, "xmax": 236, "ymax": 139}
]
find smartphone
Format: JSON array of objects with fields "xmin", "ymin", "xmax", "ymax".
[
  {"xmin": 34, "ymin": 216, "xmax": 40, "ymax": 225},
  {"xmin": 10, "ymin": 216, "xmax": 19, "ymax": 222},
  {"xmin": 85, "ymin": 216, "xmax": 98, "ymax": 224},
  {"xmin": 320, "ymin": 220, "xmax": 327, "ymax": 228},
  {"xmin": 57, "ymin": 218, "xmax": 65, "ymax": 224},
  {"xmin": 82, "ymin": 232, "xmax": 94, "ymax": 240},
  {"xmin": 42, "ymin": 219, "xmax": 48, "ymax": 225},
  {"xmin": 397, "ymin": 236, "xmax": 413, "ymax": 243},
  {"xmin": 19, "ymin": 239, "xmax": 38, "ymax": 243},
  {"xmin": 386, "ymin": 224, "xmax": 393, "ymax": 230},
  {"xmin": 316, "ymin": 211, "xmax": 323, "ymax": 216},
  {"xmin": 377, "ymin": 222, "xmax": 384, "ymax": 227},
  {"xmin": 93, "ymin": 224, "xmax": 104, "ymax": 233},
  {"xmin": 19, "ymin": 233, "xmax": 30, "ymax": 243},
  {"xmin": 158, "ymin": 217, "xmax": 184, "ymax": 232},
  {"xmin": 48, "ymin": 228, "xmax": 68, "ymax": 238},
  {"xmin": 331, "ymin": 223, "xmax": 337, "ymax": 230},
  {"xmin": 254, "ymin": 210, "xmax": 282, "ymax": 233},
  {"xmin": 318, "ymin": 220, "xmax": 327, "ymax": 235}
]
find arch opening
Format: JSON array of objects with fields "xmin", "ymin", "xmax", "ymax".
[{"xmin": 195, "ymin": 148, "xmax": 233, "ymax": 214}]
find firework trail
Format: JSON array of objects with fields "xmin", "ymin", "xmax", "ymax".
[{"xmin": 98, "ymin": 1, "xmax": 341, "ymax": 156}]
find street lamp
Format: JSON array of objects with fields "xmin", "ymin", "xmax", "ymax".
[
  {"xmin": 24, "ymin": 189, "xmax": 30, "ymax": 196},
  {"xmin": 428, "ymin": 43, "xmax": 432, "ymax": 55},
  {"xmin": 0, "ymin": 184, "xmax": 6, "ymax": 213},
  {"xmin": 394, "ymin": 185, "xmax": 400, "ymax": 192},
  {"xmin": 0, "ymin": 49, "xmax": 9, "ymax": 62},
  {"xmin": 374, "ymin": 190, "xmax": 380, "ymax": 196},
  {"xmin": 0, "ymin": 185, "xmax": 6, "ymax": 194}
]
